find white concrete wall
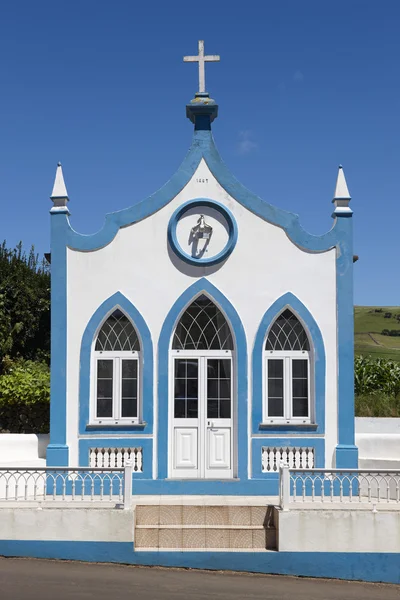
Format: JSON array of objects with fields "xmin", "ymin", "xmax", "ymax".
[
  {"xmin": 355, "ymin": 418, "xmax": 400, "ymax": 469},
  {"xmin": 278, "ymin": 508, "xmax": 400, "ymax": 552},
  {"xmin": 66, "ymin": 159, "xmax": 338, "ymax": 468},
  {"xmin": 0, "ymin": 507, "xmax": 134, "ymax": 542},
  {"xmin": 0, "ymin": 434, "xmax": 49, "ymax": 467}
]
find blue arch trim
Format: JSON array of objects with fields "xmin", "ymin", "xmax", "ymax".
[
  {"xmin": 157, "ymin": 278, "xmax": 248, "ymax": 480},
  {"xmin": 78, "ymin": 292, "xmax": 153, "ymax": 435},
  {"xmin": 167, "ymin": 198, "xmax": 238, "ymax": 266},
  {"xmin": 252, "ymin": 293, "xmax": 326, "ymax": 436},
  {"xmin": 64, "ymin": 129, "xmax": 341, "ymax": 253}
]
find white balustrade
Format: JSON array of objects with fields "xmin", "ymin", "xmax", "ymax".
[
  {"xmin": 0, "ymin": 465, "xmax": 133, "ymax": 506},
  {"xmin": 89, "ymin": 447, "xmax": 143, "ymax": 472},
  {"xmin": 262, "ymin": 446, "xmax": 315, "ymax": 472},
  {"xmin": 279, "ymin": 467, "xmax": 400, "ymax": 509}
]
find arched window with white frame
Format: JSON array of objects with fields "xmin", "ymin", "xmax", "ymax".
[
  {"xmin": 264, "ymin": 308, "xmax": 311, "ymax": 424},
  {"xmin": 92, "ymin": 309, "xmax": 141, "ymax": 424}
]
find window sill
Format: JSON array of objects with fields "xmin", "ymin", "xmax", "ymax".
[
  {"xmin": 259, "ymin": 423, "xmax": 318, "ymax": 430},
  {"xmin": 86, "ymin": 422, "xmax": 147, "ymax": 431}
]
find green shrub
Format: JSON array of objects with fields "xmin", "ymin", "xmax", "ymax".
[
  {"xmin": 355, "ymin": 393, "xmax": 400, "ymax": 417},
  {"xmin": 354, "ymin": 355, "xmax": 400, "ymax": 397},
  {"xmin": 0, "ymin": 358, "xmax": 50, "ymax": 433}
]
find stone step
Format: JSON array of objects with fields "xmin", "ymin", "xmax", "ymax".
[
  {"xmin": 136, "ymin": 505, "xmax": 276, "ymax": 527},
  {"xmin": 135, "ymin": 526, "xmax": 277, "ymax": 550},
  {"xmin": 134, "ymin": 505, "xmax": 277, "ymax": 550}
]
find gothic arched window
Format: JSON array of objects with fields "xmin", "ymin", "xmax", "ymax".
[
  {"xmin": 264, "ymin": 309, "xmax": 311, "ymax": 423},
  {"xmin": 93, "ymin": 309, "xmax": 140, "ymax": 423}
]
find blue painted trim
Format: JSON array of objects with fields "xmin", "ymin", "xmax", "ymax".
[
  {"xmin": 63, "ymin": 129, "xmax": 341, "ymax": 254},
  {"xmin": 167, "ymin": 198, "xmax": 238, "ymax": 266},
  {"xmin": 158, "ymin": 278, "xmax": 247, "ymax": 481},
  {"xmin": 334, "ymin": 217, "xmax": 358, "ymax": 467},
  {"xmin": 79, "ymin": 292, "xmax": 153, "ymax": 436},
  {"xmin": 252, "ymin": 293, "xmax": 326, "ymax": 436},
  {"xmin": 1, "ymin": 541, "xmax": 399, "ymax": 584},
  {"xmin": 251, "ymin": 438, "xmax": 325, "ymax": 478},
  {"xmin": 78, "ymin": 438, "xmax": 153, "ymax": 479},
  {"xmin": 47, "ymin": 213, "xmax": 69, "ymax": 467}
]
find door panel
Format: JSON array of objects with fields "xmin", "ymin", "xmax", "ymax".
[
  {"xmin": 173, "ymin": 428, "xmax": 198, "ymax": 475},
  {"xmin": 206, "ymin": 428, "xmax": 231, "ymax": 474}
]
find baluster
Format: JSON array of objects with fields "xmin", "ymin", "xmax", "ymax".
[
  {"xmin": 72, "ymin": 476, "xmax": 76, "ymax": 500},
  {"xmin": 62, "ymin": 475, "xmax": 66, "ymax": 500},
  {"xmin": 292, "ymin": 448, "xmax": 298, "ymax": 468},
  {"xmin": 116, "ymin": 448, "xmax": 122, "ymax": 468},
  {"xmin": 137, "ymin": 448, "xmax": 143, "ymax": 473},
  {"xmin": 266, "ymin": 448, "xmax": 271, "ymax": 472},
  {"xmin": 386, "ymin": 476, "xmax": 390, "ymax": 503},
  {"xmin": 261, "ymin": 448, "xmax": 267, "ymax": 473},
  {"xmin": 339, "ymin": 475, "xmax": 343, "ymax": 502}
]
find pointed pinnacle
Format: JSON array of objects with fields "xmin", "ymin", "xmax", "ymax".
[
  {"xmin": 51, "ymin": 162, "xmax": 69, "ymax": 199},
  {"xmin": 333, "ymin": 165, "xmax": 351, "ymax": 200}
]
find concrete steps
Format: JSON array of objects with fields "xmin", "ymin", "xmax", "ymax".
[{"xmin": 135, "ymin": 505, "xmax": 277, "ymax": 551}]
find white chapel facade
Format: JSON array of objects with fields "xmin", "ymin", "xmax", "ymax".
[{"xmin": 47, "ymin": 42, "xmax": 358, "ymax": 494}]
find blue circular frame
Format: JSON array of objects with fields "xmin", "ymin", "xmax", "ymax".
[{"xmin": 168, "ymin": 198, "xmax": 238, "ymax": 266}]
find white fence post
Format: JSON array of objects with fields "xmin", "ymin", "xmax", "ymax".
[
  {"xmin": 279, "ymin": 462, "xmax": 290, "ymax": 511},
  {"xmin": 123, "ymin": 461, "xmax": 133, "ymax": 510}
]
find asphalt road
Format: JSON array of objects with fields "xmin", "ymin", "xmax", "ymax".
[{"xmin": 0, "ymin": 557, "xmax": 398, "ymax": 600}]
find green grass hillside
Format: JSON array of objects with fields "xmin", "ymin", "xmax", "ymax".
[{"xmin": 355, "ymin": 306, "xmax": 400, "ymax": 361}]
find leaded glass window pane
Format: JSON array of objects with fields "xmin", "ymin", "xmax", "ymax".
[
  {"xmin": 95, "ymin": 309, "xmax": 140, "ymax": 351},
  {"xmin": 267, "ymin": 359, "xmax": 284, "ymax": 417},
  {"xmin": 292, "ymin": 358, "xmax": 309, "ymax": 417},
  {"xmin": 172, "ymin": 295, "xmax": 233, "ymax": 350},
  {"xmin": 121, "ymin": 359, "xmax": 138, "ymax": 418},
  {"xmin": 174, "ymin": 359, "xmax": 198, "ymax": 418},
  {"xmin": 265, "ymin": 309, "xmax": 309, "ymax": 351},
  {"xmin": 207, "ymin": 359, "xmax": 231, "ymax": 419},
  {"xmin": 96, "ymin": 359, "xmax": 113, "ymax": 418}
]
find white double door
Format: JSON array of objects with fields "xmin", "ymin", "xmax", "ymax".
[{"xmin": 170, "ymin": 352, "xmax": 233, "ymax": 479}]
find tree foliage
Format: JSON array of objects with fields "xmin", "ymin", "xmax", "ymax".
[
  {"xmin": 0, "ymin": 358, "xmax": 50, "ymax": 432},
  {"xmin": 0, "ymin": 241, "xmax": 50, "ymax": 366}
]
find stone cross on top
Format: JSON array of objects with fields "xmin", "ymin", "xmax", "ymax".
[{"xmin": 184, "ymin": 40, "xmax": 220, "ymax": 94}]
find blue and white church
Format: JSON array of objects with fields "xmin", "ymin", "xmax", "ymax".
[{"xmin": 47, "ymin": 41, "xmax": 358, "ymax": 495}]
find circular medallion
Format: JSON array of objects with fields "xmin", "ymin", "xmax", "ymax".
[{"xmin": 168, "ymin": 199, "xmax": 238, "ymax": 266}]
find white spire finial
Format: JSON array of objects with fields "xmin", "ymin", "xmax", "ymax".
[
  {"xmin": 50, "ymin": 162, "xmax": 69, "ymax": 213},
  {"xmin": 332, "ymin": 165, "xmax": 352, "ymax": 216}
]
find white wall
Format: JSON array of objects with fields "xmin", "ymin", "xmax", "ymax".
[
  {"xmin": 0, "ymin": 507, "xmax": 134, "ymax": 542},
  {"xmin": 356, "ymin": 418, "xmax": 400, "ymax": 469},
  {"xmin": 66, "ymin": 159, "xmax": 338, "ymax": 468},
  {"xmin": 278, "ymin": 508, "xmax": 400, "ymax": 552}
]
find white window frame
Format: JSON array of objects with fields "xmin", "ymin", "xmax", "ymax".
[
  {"xmin": 263, "ymin": 349, "xmax": 312, "ymax": 424},
  {"xmin": 91, "ymin": 349, "xmax": 141, "ymax": 425}
]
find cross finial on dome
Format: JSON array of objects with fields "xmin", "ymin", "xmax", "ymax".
[
  {"xmin": 50, "ymin": 162, "xmax": 70, "ymax": 213},
  {"xmin": 332, "ymin": 165, "xmax": 352, "ymax": 216}
]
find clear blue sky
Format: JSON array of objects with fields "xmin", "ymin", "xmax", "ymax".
[{"xmin": 0, "ymin": 1, "xmax": 399, "ymax": 305}]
